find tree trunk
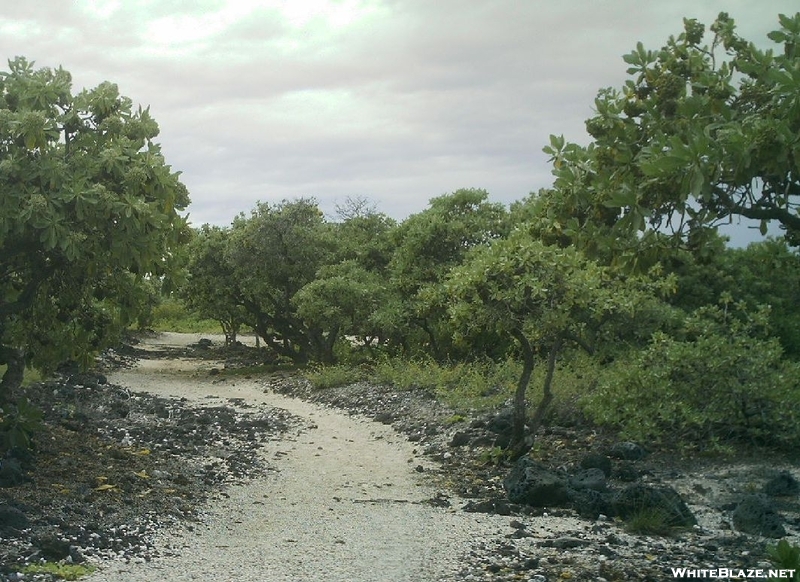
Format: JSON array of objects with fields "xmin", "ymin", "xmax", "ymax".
[
  {"xmin": 529, "ymin": 338, "xmax": 562, "ymax": 436},
  {"xmin": 507, "ymin": 333, "xmax": 563, "ymax": 461},
  {"xmin": 0, "ymin": 346, "xmax": 25, "ymax": 404},
  {"xmin": 508, "ymin": 329, "xmax": 534, "ymax": 460}
]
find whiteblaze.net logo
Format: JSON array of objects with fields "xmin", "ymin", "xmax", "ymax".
[{"xmin": 671, "ymin": 567, "xmax": 797, "ymax": 579}]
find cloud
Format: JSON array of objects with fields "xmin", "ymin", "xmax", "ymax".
[{"xmin": 1, "ymin": 0, "xmax": 797, "ymax": 238}]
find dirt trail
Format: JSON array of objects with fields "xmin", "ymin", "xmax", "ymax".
[{"xmin": 87, "ymin": 333, "xmax": 509, "ymax": 582}]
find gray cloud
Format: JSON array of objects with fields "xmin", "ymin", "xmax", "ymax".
[{"xmin": 1, "ymin": 0, "xmax": 796, "ymax": 242}]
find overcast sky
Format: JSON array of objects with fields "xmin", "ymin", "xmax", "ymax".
[{"xmin": 1, "ymin": 0, "xmax": 796, "ymax": 243}]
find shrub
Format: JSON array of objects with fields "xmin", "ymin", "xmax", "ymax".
[
  {"xmin": 584, "ymin": 302, "xmax": 800, "ymax": 449},
  {"xmin": 767, "ymin": 540, "xmax": 800, "ymax": 581},
  {"xmin": 305, "ymin": 364, "xmax": 368, "ymax": 389},
  {"xmin": 149, "ymin": 298, "xmax": 221, "ymax": 333},
  {"xmin": 0, "ymin": 397, "xmax": 44, "ymax": 453}
]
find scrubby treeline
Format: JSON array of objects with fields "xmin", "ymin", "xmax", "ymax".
[{"xmin": 3, "ymin": 13, "xmax": 800, "ymax": 455}]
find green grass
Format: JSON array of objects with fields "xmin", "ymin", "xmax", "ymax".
[
  {"xmin": 148, "ymin": 298, "xmax": 224, "ymax": 333},
  {"xmin": 624, "ymin": 508, "xmax": 677, "ymax": 536},
  {"xmin": 369, "ymin": 351, "xmax": 598, "ymax": 420},
  {"xmin": 302, "ymin": 350, "xmax": 598, "ymax": 423},
  {"xmin": 305, "ymin": 364, "xmax": 368, "ymax": 389},
  {"xmin": 22, "ymin": 563, "xmax": 96, "ymax": 580}
]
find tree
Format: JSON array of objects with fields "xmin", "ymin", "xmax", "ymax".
[
  {"xmin": 0, "ymin": 57, "xmax": 189, "ymax": 399},
  {"xmin": 293, "ymin": 260, "xmax": 390, "ymax": 349},
  {"xmin": 182, "ymin": 225, "xmax": 247, "ymax": 345},
  {"xmin": 542, "ymin": 12, "xmax": 800, "ymax": 265},
  {"xmin": 385, "ymin": 188, "xmax": 509, "ymax": 358},
  {"xmin": 226, "ymin": 198, "xmax": 338, "ymax": 362},
  {"xmin": 444, "ymin": 227, "xmax": 670, "ymax": 458}
]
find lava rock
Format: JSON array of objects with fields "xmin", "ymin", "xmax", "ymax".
[
  {"xmin": 0, "ymin": 504, "xmax": 29, "ymax": 530},
  {"xmin": 614, "ymin": 461, "xmax": 640, "ymax": 482},
  {"xmin": 608, "ymin": 441, "xmax": 647, "ymax": 461},
  {"xmin": 504, "ymin": 458, "xmax": 569, "ymax": 507},
  {"xmin": 570, "ymin": 487, "xmax": 614, "ymax": 519},
  {"xmin": 449, "ymin": 431, "xmax": 471, "ymax": 447},
  {"xmin": 569, "ymin": 468, "xmax": 607, "ymax": 491},
  {"xmin": 36, "ymin": 534, "xmax": 72, "ymax": 560},
  {"xmin": 486, "ymin": 409, "xmax": 514, "ymax": 448},
  {"xmin": 0, "ymin": 458, "xmax": 27, "ymax": 487},
  {"xmin": 579, "ymin": 452, "xmax": 612, "ymax": 477},
  {"xmin": 463, "ymin": 498, "xmax": 515, "ymax": 515},
  {"xmin": 732, "ymin": 494, "xmax": 786, "ymax": 538},
  {"xmin": 764, "ymin": 472, "xmax": 800, "ymax": 497},
  {"xmin": 613, "ymin": 484, "xmax": 696, "ymax": 527}
]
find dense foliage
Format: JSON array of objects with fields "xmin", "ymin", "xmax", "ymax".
[
  {"xmin": 0, "ymin": 57, "xmax": 189, "ymax": 400},
  {"xmin": 6, "ymin": 11, "xmax": 799, "ymax": 457},
  {"xmin": 179, "ymin": 12, "xmax": 800, "ymax": 454}
]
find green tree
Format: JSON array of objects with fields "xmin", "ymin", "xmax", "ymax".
[
  {"xmin": 542, "ymin": 12, "xmax": 800, "ymax": 266},
  {"xmin": 293, "ymin": 260, "xmax": 390, "ymax": 349},
  {"xmin": 226, "ymin": 198, "xmax": 338, "ymax": 363},
  {"xmin": 181, "ymin": 225, "xmax": 247, "ymax": 345},
  {"xmin": 0, "ymin": 57, "xmax": 189, "ymax": 399},
  {"xmin": 385, "ymin": 188, "xmax": 509, "ymax": 357},
  {"xmin": 444, "ymin": 227, "xmax": 670, "ymax": 458}
]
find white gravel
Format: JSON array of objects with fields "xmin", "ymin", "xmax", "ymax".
[{"xmin": 85, "ymin": 333, "xmax": 519, "ymax": 582}]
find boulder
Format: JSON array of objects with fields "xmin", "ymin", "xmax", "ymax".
[
  {"xmin": 0, "ymin": 458, "xmax": 26, "ymax": 488},
  {"xmin": 608, "ymin": 441, "xmax": 648, "ymax": 461},
  {"xmin": 764, "ymin": 472, "xmax": 800, "ymax": 497},
  {"xmin": 613, "ymin": 484, "xmax": 696, "ymax": 527},
  {"xmin": 486, "ymin": 409, "xmax": 514, "ymax": 449},
  {"xmin": 732, "ymin": 494, "xmax": 786, "ymax": 538},
  {"xmin": 579, "ymin": 452, "xmax": 612, "ymax": 477},
  {"xmin": 570, "ymin": 488, "xmax": 614, "ymax": 519},
  {"xmin": 449, "ymin": 431, "xmax": 471, "ymax": 447},
  {"xmin": 504, "ymin": 458, "xmax": 569, "ymax": 507},
  {"xmin": 0, "ymin": 504, "xmax": 28, "ymax": 530},
  {"xmin": 569, "ymin": 468, "xmax": 607, "ymax": 491}
]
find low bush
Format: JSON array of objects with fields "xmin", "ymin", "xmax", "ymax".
[
  {"xmin": 583, "ymin": 302, "xmax": 800, "ymax": 449},
  {"xmin": 767, "ymin": 540, "xmax": 800, "ymax": 581},
  {"xmin": 305, "ymin": 364, "xmax": 368, "ymax": 389}
]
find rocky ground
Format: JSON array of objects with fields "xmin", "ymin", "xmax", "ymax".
[
  {"xmin": 1, "ymin": 333, "xmax": 799, "ymax": 581},
  {"xmin": 273, "ymin": 375, "xmax": 800, "ymax": 581}
]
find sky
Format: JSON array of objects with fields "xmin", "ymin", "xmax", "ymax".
[{"xmin": 1, "ymin": 1, "xmax": 796, "ymax": 244}]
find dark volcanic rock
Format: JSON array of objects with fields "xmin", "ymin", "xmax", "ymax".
[
  {"xmin": 36, "ymin": 534, "xmax": 71, "ymax": 561},
  {"xmin": 570, "ymin": 488, "xmax": 614, "ymax": 519},
  {"xmin": 764, "ymin": 472, "xmax": 800, "ymax": 497},
  {"xmin": 579, "ymin": 452, "xmax": 612, "ymax": 477},
  {"xmin": 449, "ymin": 431, "xmax": 471, "ymax": 447},
  {"xmin": 504, "ymin": 458, "xmax": 569, "ymax": 507},
  {"xmin": 569, "ymin": 468, "xmax": 607, "ymax": 491},
  {"xmin": 608, "ymin": 441, "xmax": 647, "ymax": 461},
  {"xmin": 732, "ymin": 494, "xmax": 786, "ymax": 538},
  {"xmin": 0, "ymin": 504, "xmax": 28, "ymax": 530},
  {"xmin": 0, "ymin": 458, "xmax": 26, "ymax": 488}
]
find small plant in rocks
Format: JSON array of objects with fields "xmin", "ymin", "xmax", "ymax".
[
  {"xmin": 22, "ymin": 562, "xmax": 96, "ymax": 580},
  {"xmin": 624, "ymin": 508, "xmax": 677, "ymax": 536},
  {"xmin": 767, "ymin": 540, "xmax": 800, "ymax": 581}
]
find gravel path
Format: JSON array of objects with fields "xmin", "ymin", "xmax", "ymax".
[{"xmin": 86, "ymin": 334, "xmax": 511, "ymax": 582}]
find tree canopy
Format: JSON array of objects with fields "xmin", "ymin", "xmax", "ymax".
[
  {"xmin": 0, "ymin": 57, "xmax": 189, "ymax": 397},
  {"xmin": 539, "ymin": 12, "xmax": 800, "ymax": 267}
]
